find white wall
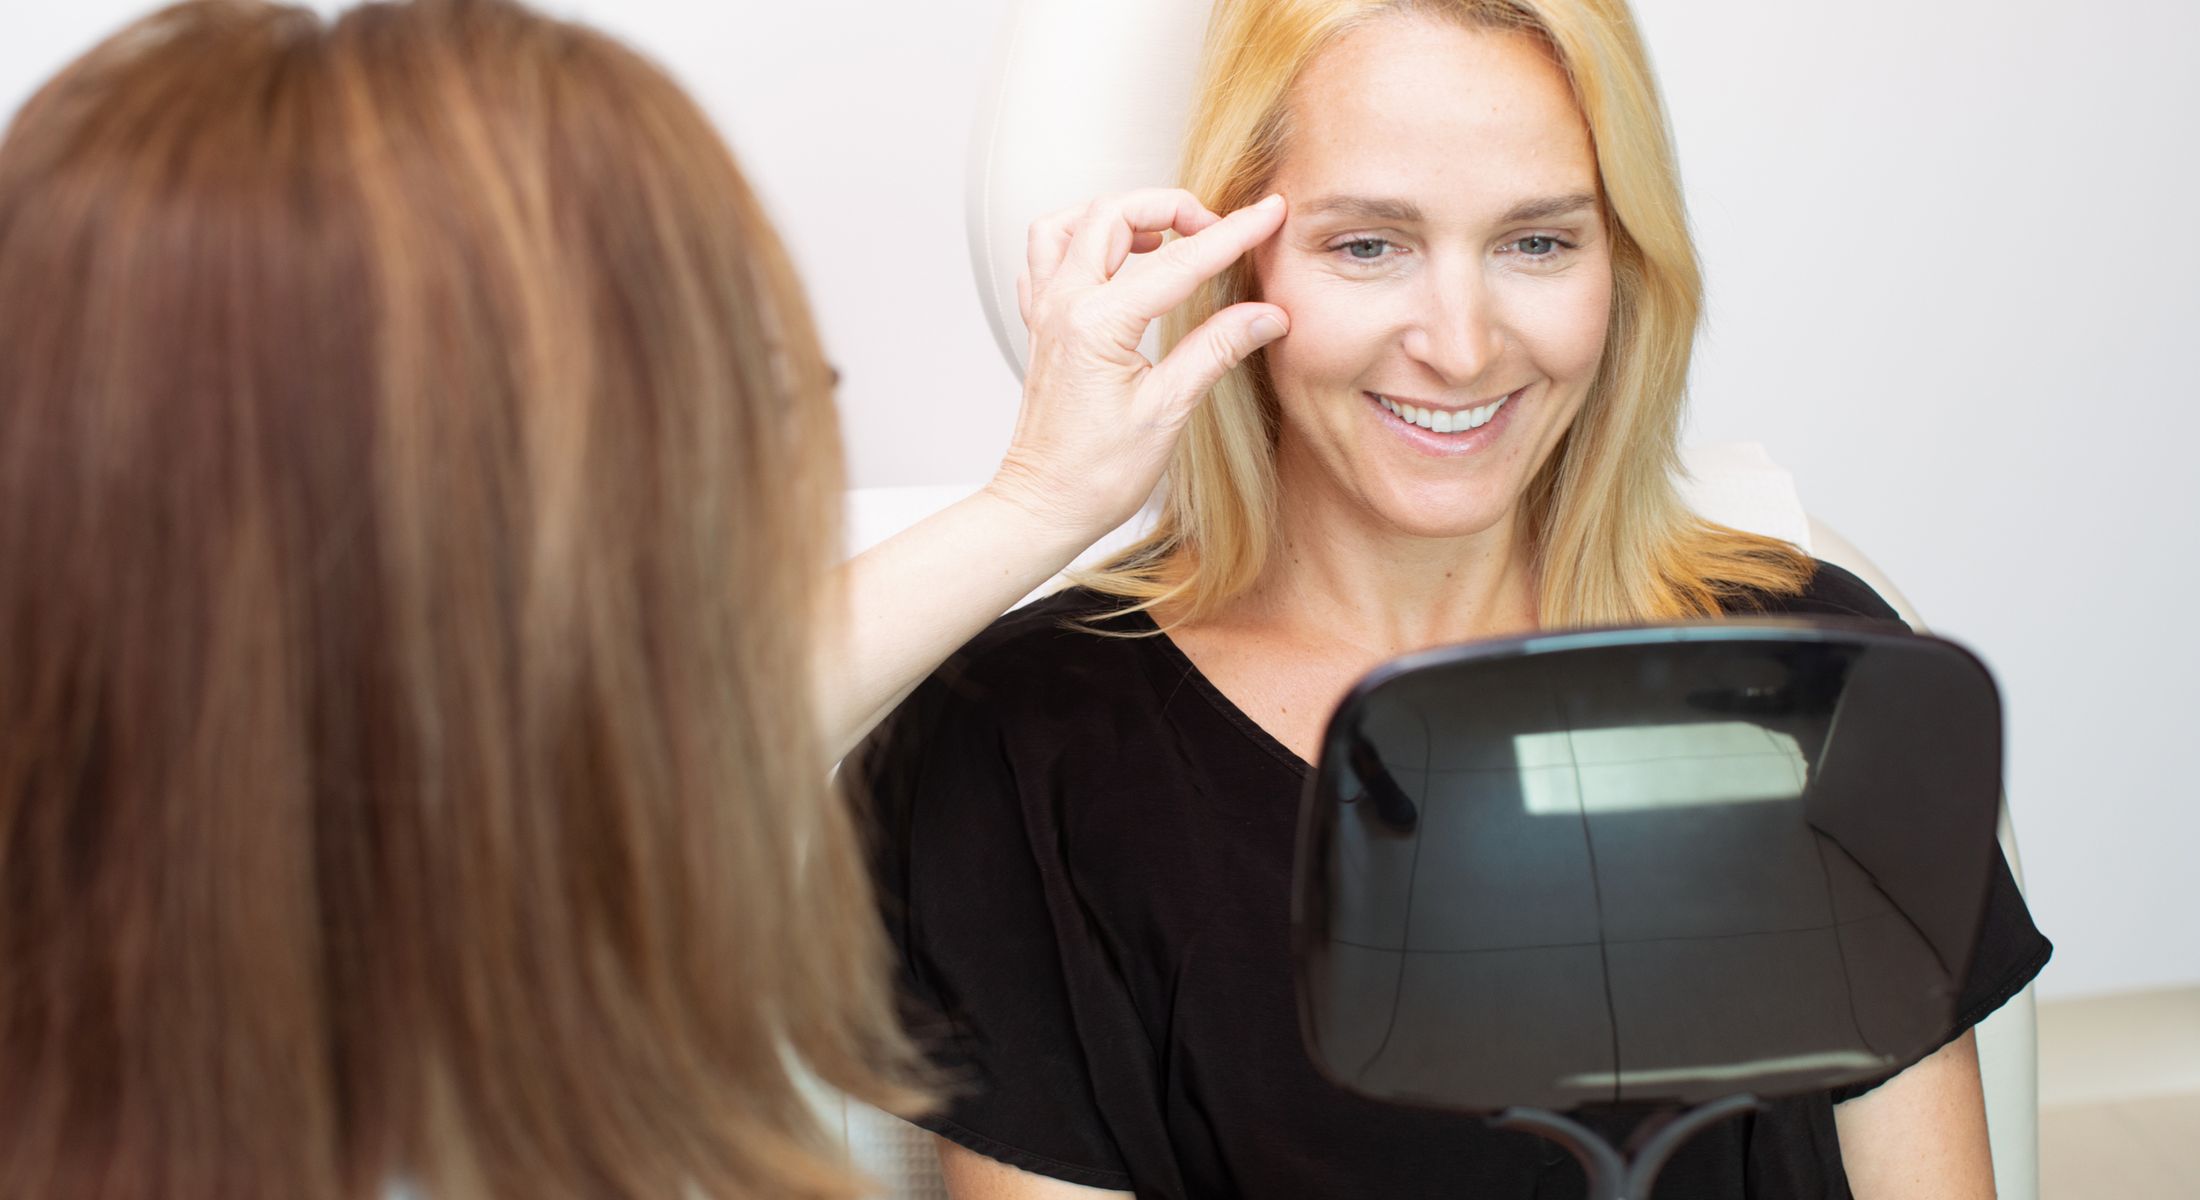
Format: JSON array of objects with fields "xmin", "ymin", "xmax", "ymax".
[
  {"xmin": 1640, "ymin": 0, "xmax": 2200, "ymax": 1002},
  {"xmin": 6, "ymin": 0, "xmax": 2194, "ymax": 1001}
]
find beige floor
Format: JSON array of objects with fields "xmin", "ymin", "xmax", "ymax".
[
  {"xmin": 2037, "ymin": 986, "xmax": 2200, "ymax": 1198},
  {"xmin": 2041, "ymin": 1092, "xmax": 2198, "ymax": 1198}
]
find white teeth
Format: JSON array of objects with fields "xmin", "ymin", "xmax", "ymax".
[{"xmin": 1375, "ymin": 391, "xmax": 1512, "ymax": 433}]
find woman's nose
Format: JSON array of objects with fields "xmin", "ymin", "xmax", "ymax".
[{"xmin": 1400, "ymin": 267, "xmax": 1504, "ymax": 386}]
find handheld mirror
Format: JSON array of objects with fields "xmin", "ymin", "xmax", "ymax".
[{"xmin": 1294, "ymin": 620, "xmax": 2003, "ymax": 1126}]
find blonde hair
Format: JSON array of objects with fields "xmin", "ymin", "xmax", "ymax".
[
  {"xmin": 0, "ymin": 1, "xmax": 920, "ymax": 1196},
  {"xmin": 1083, "ymin": 0, "xmax": 1811, "ymax": 627}
]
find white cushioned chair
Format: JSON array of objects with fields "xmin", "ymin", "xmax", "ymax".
[{"xmin": 829, "ymin": 3, "xmax": 2039, "ymax": 1195}]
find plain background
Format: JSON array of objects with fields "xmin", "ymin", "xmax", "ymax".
[{"xmin": 5, "ymin": 0, "xmax": 2195, "ymax": 1002}]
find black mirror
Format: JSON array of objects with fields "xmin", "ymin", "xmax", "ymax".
[{"xmin": 1294, "ymin": 620, "xmax": 2003, "ymax": 1124}]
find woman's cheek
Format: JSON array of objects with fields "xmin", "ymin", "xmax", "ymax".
[
  {"xmin": 1506, "ymin": 268, "xmax": 1612, "ymax": 382},
  {"xmin": 1262, "ymin": 269, "xmax": 1392, "ymax": 393}
]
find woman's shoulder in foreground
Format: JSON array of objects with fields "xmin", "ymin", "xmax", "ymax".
[
  {"xmin": 938, "ymin": 585, "xmax": 1152, "ymax": 673},
  {"xmin": 1730, "ymin": 558, "xmax": 1906, "ymax": 625}
]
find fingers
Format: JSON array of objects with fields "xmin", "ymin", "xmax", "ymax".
[
  {"xmin": 1024, "ymin": 203, "xmax": 1082, "ymax": 300},
  {"xmin": 1024, "ymin": 214, "xmax": 1165, "ymax": 312},
  {"xmin": 1059, "ymin": 188, "xmax": 1222, "ymax": 286},
  {"xmin": 1025, "ymin": 188, "xmax": 1251, "ymax": 312},
  {"xmin": 1020, "ymin": 226, "xmax": 1160, "ymax": 326},
  {"xmin": 1107, "ymin": 194, "xmax": 1286, "ymax": 320},
  {"xmin": 1144, "ymin": 300, "xmax": 1289, "ymax": 423}
]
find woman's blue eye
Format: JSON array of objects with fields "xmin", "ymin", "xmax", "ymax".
[
  {"xmin": 1514, "ymin": 235, "xmax": 1564, "ymax": 256},
  {"xmin": 1340, "ymin": 238, "xmax": 1391, "ymax": 260}
]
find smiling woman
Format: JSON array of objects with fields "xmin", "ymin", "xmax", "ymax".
[{"xmin": 858, "ymin": 1, "xmax": 2048, "ymax": 1198}]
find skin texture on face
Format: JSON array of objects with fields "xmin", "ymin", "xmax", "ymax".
[{"xmin": 1255, "ymin": 12, "xmax": 1613, "ymax": 545}]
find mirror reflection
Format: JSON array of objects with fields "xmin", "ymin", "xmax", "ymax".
[{"xmin": 1297, "ymin": 622, "xmax": 2003, "ymax": 1111}]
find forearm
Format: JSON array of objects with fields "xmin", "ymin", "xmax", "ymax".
[
  {"xmin": 818, "ymin": 190, "xmax": 1287, "ymax": 762},
  {"xmin": 818, "ymin": 484, "xmax": 1106, "ymax": 760}
]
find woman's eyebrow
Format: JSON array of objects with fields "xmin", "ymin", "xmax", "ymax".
[
  {"xmin": 1296, "ymin": 192, "xmax": 1601, "ymax": 225},
  {"xmin": 1500, "ymin": 192, "xmax": 1600, "ymax": 223},
  {"xmin": 1298, "ymin": 194, "xmax": 1423, "ymax": 223}
]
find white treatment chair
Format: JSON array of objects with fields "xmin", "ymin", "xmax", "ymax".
[{"xmin": 829, "ymin": 3, "xmax": 2040, "ymax": 1196}]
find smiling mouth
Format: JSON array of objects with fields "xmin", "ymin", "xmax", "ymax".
[{"xmin": 1369, "ymin": 389, "xmax": 1516, "ymax": 434}]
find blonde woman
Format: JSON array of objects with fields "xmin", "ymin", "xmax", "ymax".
[
  {"xmin": 859, "ymin": 1, "xmax": 2050, "ymax": 1196},
  {"xmin": 0, "ymin": 0, "xmax": 1286, "ymax": 1196}
]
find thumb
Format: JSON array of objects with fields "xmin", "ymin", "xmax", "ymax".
[{"xmin": 1146, "ymin": 301, "xmax": 1289, "ymax": 424}]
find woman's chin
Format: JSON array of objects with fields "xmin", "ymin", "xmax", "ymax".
[{"xmin": 1358, "ymin": 488, "xmax": 1518, "ymax": 542}]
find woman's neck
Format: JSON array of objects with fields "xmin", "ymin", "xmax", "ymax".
[{"xmin": 1226, "ymin": 458, "xmax": 1541, "ymax": 657}]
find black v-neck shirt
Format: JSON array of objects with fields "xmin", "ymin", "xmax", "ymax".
[{"xmin": 855, "ymin": 564, "xmax": 2051, "ymax": 1199}]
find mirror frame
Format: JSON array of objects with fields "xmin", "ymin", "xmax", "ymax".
[{"xmin": 1291, "ymin": 617, "xmax": 2004, "ymax": 1113}]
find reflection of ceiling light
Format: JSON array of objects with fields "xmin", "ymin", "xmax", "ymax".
[
  {"xmin": 1510, "ymin": 725, "xmax": 1807, "ymax": 815},
  {"xmin": 1559, "ymin": 1049, "xmax": 1885, "ymax": 1088}
]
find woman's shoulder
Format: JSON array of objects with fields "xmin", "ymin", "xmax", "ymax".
[
  {"xmin": 900, "ymin": 585, "xmax": 1162, "ymax": 717},
  {"xmin": 855, "ymin": 587, "xmax": 1173, "ymax": 797},
  {"xmin": 1727, "ymin": 559, "xmax": 1907, "ymax": 626},
  {"xmin": 942, "ymin": 585, "xmax": 1150, "ymax": 668},
  {"xmin": 959, "ymin": 583, "xmax": 1136, "ymax": 647}
]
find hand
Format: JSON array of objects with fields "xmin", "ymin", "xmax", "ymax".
[{"xmin": 987, "ymin": 188, "xmax": 1289, "ymax": 538}]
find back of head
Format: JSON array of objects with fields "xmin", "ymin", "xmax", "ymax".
[{"xmin": 0, "ymin": 2, "xmax": 915, "ymax": 1195}]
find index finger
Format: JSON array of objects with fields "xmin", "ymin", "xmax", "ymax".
[
  {"xmin": 1060, "ymin": 188, "xmax": 1226, "ymax": 285},
  {"xmin": 1106, "ymin": 193, "xmax": 1287, "ymax": 319}
]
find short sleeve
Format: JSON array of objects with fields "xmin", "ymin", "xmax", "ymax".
[
  {"xmin": 1784, "ymin": 562, "xmax": 2055, "ymax": 1102},
  {"xmin": 1826, "ymin": 848, "xmax": 2052, "ymax": 1103},
  {"xmin": 854, "ymin": 665, "xmax": 1138, "ymax": 1190}
]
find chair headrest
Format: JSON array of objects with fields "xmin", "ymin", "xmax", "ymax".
[{"xmin": 967, "ymin": 0, "xmax": 1218, "ymax": 380}]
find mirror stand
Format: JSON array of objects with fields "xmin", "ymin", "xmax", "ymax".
[{"xmin": 1488, "ymin": 1094, "xmax": 1765, "ymax": 1200}]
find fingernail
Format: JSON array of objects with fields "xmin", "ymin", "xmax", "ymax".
[
  {"xmin": 1255, "ymin": 193, "xmax": 1284, "ymax": 210},
  {"xmin": 1251, "ymin": 314, "xmax": 1287, "ymax": 340}
]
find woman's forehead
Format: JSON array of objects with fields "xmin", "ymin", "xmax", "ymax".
[{"xmin": 1277, "ymin": 13, "xmax": 1599, "ymax": 222}]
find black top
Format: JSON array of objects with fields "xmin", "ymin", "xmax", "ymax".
[{"xmin": 857, "ymin": 563, "xmax": 2051, "ymax": 1199}]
